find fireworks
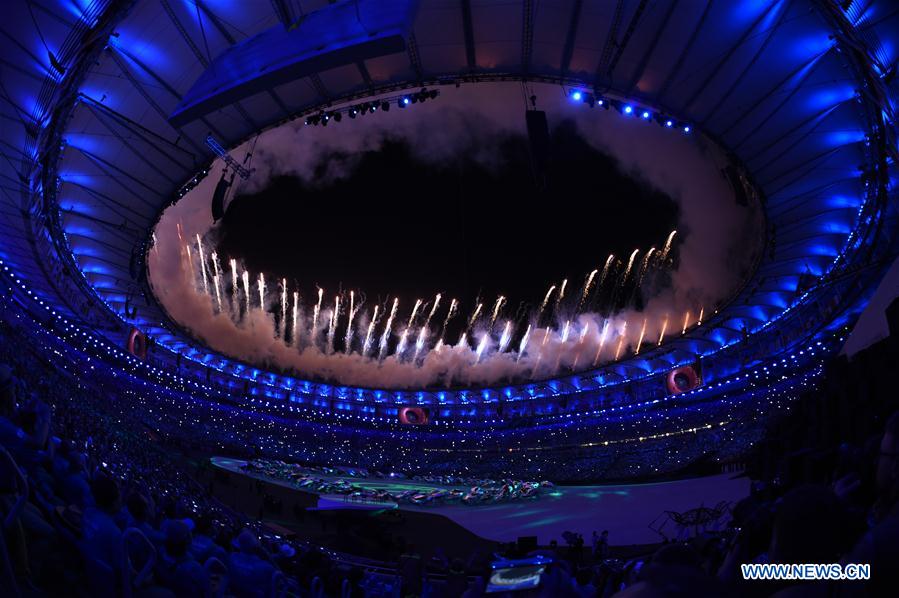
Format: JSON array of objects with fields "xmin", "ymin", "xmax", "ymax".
[
  {"xmin": 517, "ymin": 324, "xmax": 532, "ymax": 361},
  {"xmin": 176, "ymin": 225, "xmax": 684, "ymax": 377},
  {"xmin": 379, "ymin": 298, "xmax": 399, "ymax": 360},
  {"xmin": 241, "ymin": 271, "xmax": 250, "ymax": 313},
  {"xmin": 397, "ymin": 299, "xmax": 423, "ymax": 356},
  {"xmin": 438, "ymin": 298, "xmax": 458, "ymax": 347},
  {"xmin": 597, "ymin": 254, "xmax": 614, "ymax": 288},
  {"xmin": 615, "ymin": 322, "xmax": 628, "ymax": 360},
  {"xmin": 698, "ymin": 307, "xmax": 704, "ymax": 326},
  {"xmin": 362, "ymin": 305, "xmax": 379, "ymax": 357},
  {"xmin": 185, "ymin": 244, "xmax": 194, "ymax": 278},
  {"xmin": 292, "ymin": 292, "xmax": 299, "ymax": 345},
  {"xmin": 489, "ymin": 295, "xmax": 505, "ymax": 328},
  {"xmin": 312, "ymin": 287, "xmax": 323, "ymax": 337},
  {"xmin": 553, "ymin": 279, "xmax": 568, "ymax": 317},
  {"xmin": 212, "ymin": 274, "xmax": 222, "ymax": 310},
  {"xmin": 636, "ymin": 247, "xmax": 655, "ymax": 288},
  {"xmin": 280, "ymin": 278, "xmax": 287, "ymax": 334},
  {"xmin": 571, "ymin": 323, "xmax": 590, "ymax": 370},
  {"xmin": 344, "ymin": 291, "xmax": 357, "ymax": 353},
  {"xmin": 635, "ymin": 317, "xmax": 648, "ymax": 354},
  {"xmin": 592, "ymin": 319, "xmax": 610, "ymax": 366},
  {"xmin": 536, "ymin": 285, "xmax": 555, "ymax": 323},
  {"xmin": 196, "ymin": 234, "xmax": 208, "ymax": 294},
  {"xmin": 660, "ymin": 230, "xmax": 677, "ymax": 261},
  {"xmin": 230, "ymin": 259, "xmax": 238, "ymax": 310},
  {"xmin": 622, "ymin": 249, "xmax": 640, "ymax": 284},
  {"xmin": 577, "ymin": 269, "xmax": 598, "ymax": 311},
  {"xmin": 327, "ymin": 295, "xmax": 340, "ymax": 354},
  {"xmin": 257, "ymin": 273, "xmax": 265, "ymax": 311},
  {"xmin": 460, "ymin": 302, "xmax": 483, "ymax": 344},
  {"xmin": 498, "ymin": 320, "xmax": 513, "ymax": 353},
  {"xmin": 211, "ymin": 253, "xmax": 224, "ymax": 311},
  {"xmin": 475, "ymin": 333, "xmax": 489, "ymax": 362}
]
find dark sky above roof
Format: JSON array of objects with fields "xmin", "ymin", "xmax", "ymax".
[{"xmin": 216, "ymin": 118, "xmax": 679, "ymax": 310}]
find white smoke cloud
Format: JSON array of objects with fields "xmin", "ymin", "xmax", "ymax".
[{"xmin": 148, "ymin": 82, "xmax": 761, "ymax": 388}]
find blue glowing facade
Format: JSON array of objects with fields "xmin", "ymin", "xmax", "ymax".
[{"xmin": 0, "ymin": 0, "xmax": 896, "ymax": 463}]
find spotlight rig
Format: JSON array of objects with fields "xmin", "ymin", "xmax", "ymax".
[
  {"xmin": 304, "ymin": 88, "xmax": 440, "ymax": 126},
  {"xmin": 567, "ymin": 88, "xmax": 691, "ymax": 134}
]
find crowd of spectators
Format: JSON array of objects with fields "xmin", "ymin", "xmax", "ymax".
[
  {"xmin": 2, "ymin": 290, "xmax": 898, "ymax": 595},
  {"xmin": 0, "ymin": 319, "xmax": 394, "ymax": 597}
]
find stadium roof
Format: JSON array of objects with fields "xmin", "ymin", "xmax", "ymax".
[{"xmin": 1, "ymin": 0, "xmax": 897, "ymax": 399}]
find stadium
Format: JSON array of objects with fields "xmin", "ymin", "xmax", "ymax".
[{"xmin": 0, "ymin": 0, "xmax": 897, "ymax": 596}]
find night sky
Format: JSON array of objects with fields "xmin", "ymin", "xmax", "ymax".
[{"xmin": 217, "ymin": 119, "xmax": 679, "ymax": 312}]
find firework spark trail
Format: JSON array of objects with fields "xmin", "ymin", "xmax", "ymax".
[
  {"xmin": 379, "ymin": 298, "xmax": 399, "ymax": 360},
  {"xmin": 424, "ymin": 294, "xmax": 441, "ymax": 327},
  {"xmin": 344, "ymin": 291, "xmax": 357, "ymax": 354},
  {"xmin": 489, "ymin": 295, "xmax": 505, "ymax": 328},
  {"xmin": 682, "ymin": 310, "xmax": 690, "ymax": 334},
  {"xmin": 532, "ymin": 328, "xmax": 552, "ymax": 374},
  {"xmin": 571, "ymin": 323, "xmax": 590, "ymax": 370},
  {"xmin": 577, "ymin": 270, "xmax": 598, "ymax": 312},
  {"xmin": 327, "ymin": 295, "xmax": 340, "ymax": 354},
  {"xmin": 397, "ymin": 299, "xmax": 423, "ymax": 356},
  {"xmin": 212, "ymin": 274, "xmax": 222, "ymax": 311},
  {"xmin": 185, "ymin": 244, "xmax": 194, "ymax": 278},
  {"xmin": 210, "ymin": 251, "xmax": 220, "ymax": 277},
  {"xmin": 498, "ymin": 320, "xmax": 513, "ymax": 353},
  {"xmin": 475, "ymin": 332, "xmax": 489, "ymax": 363},
  {"xmin": 658, "ymin": 314, "xmax": 669, "ymax": 345},
  {"xmin": 241, "ymin": 271, "xmax": 250, "ymax": 314},
  {"xmin": 561, "ymin": 319, "xmax": 571, "ymax": 343},
  {"xmin": 598, "ymin": 254, "xmax": 614, "ymax": 288},
  {"xmin": 698, "ymin": 307, "xmax": 704, "ymax": 326},
  {"xmin": 459, "ymin": 302, "xmax": 483, "ymax": 344},
  {"xmin": 397, "ymin": 329, "xmax": 410, "ymax": 358},
  {"xmin": 615, "ymin": 322, "xmax": 628, "ymax": 360},
  {"xmin": 436, "ymin": 298, "xmax": 459, "ymax": 348},
  {"xmin": 280, "ymin": 279, "xmax": 288, "ymax": 336},
  {"xmin": 230, "ymin": 259, "xmax": 238, "ymax": 311},
  {"xmin": 413, "ymin": 327, "xmax": 428, "ymax": 361},
  {"xmin": 536, "ymin": 285, "xmax": 556, "ymax": 324},
  {"xmin": 636, "ymin": 247, "xmax": 656, "ymax": 289},
  {"xmin": 406, "ymin": 299, "xmax": 423, "ymax": 329},
  {"xmin": 210, "ymin": 253, "xmax": 224, "ymax": 312},
  {"xmin": 362, "ymin": 305, "xmax": 379, "ymax": 357},
  {"xmin": 410, "ymin": 294, "xmax": 441, "ymax": 361},
  {"xmin": 311, "ymin": 287, "xmax": 324, "ymax": 338},
  {"xmin": 516, "ymin": 324, "xmax": 532, "ymax": 361},
  {"xmin": 176, "ymin": 222, "xmax": 184, "ymax": 244},
  {"xmin": 257, "ymin": 273, "xmax": 266, "ymax": 311},
  {"xmin": 592, "ymin": 319, "xmax": 610, "ymax": 366},
  {"xmin": 196, "ymin": 234, "xmax": 209, "ymax": 294},
  {"xmin": 622, "ymin": 249, "xmax": 640, "ymax": 285},
  {"xmin": 552, "ymin": 279, "xmax": 568, "ymax": 319},
  {"xmin": 292, "ymin": 292, "xmax": 299, "ymax": 346},
  {"xmin": 636, "ymin": 317, "xmax": 648, "ymax": 354},
  {"xmin": 660, "ymin": 230, "xmax": 678, "ymax": 261},
  {"xmin": 553, "ymin": 320, "xmax": 573, "ymax": 372}
]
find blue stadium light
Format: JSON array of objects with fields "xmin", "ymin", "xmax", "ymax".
[
  {"xmin": 623, "ymin": 105, "xmax": 633, "ymax": 114},
  {"xmin": 571, "ymin": 90, "xmax": 583, "ymax": 101},
  {"xmin": 665, "ymin": 119, "xmax": 674, "ymax": 127},
  {"xmin": 400, "ymin": 96, "xmax": 410, "ymax": 107},
  {"xmin": 641, "ymin": 110, "xmax": 651, "ymax": 120},
  {"xmin": 683, "ymin": 125, "xmax": 691, "ymax": 134}
]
